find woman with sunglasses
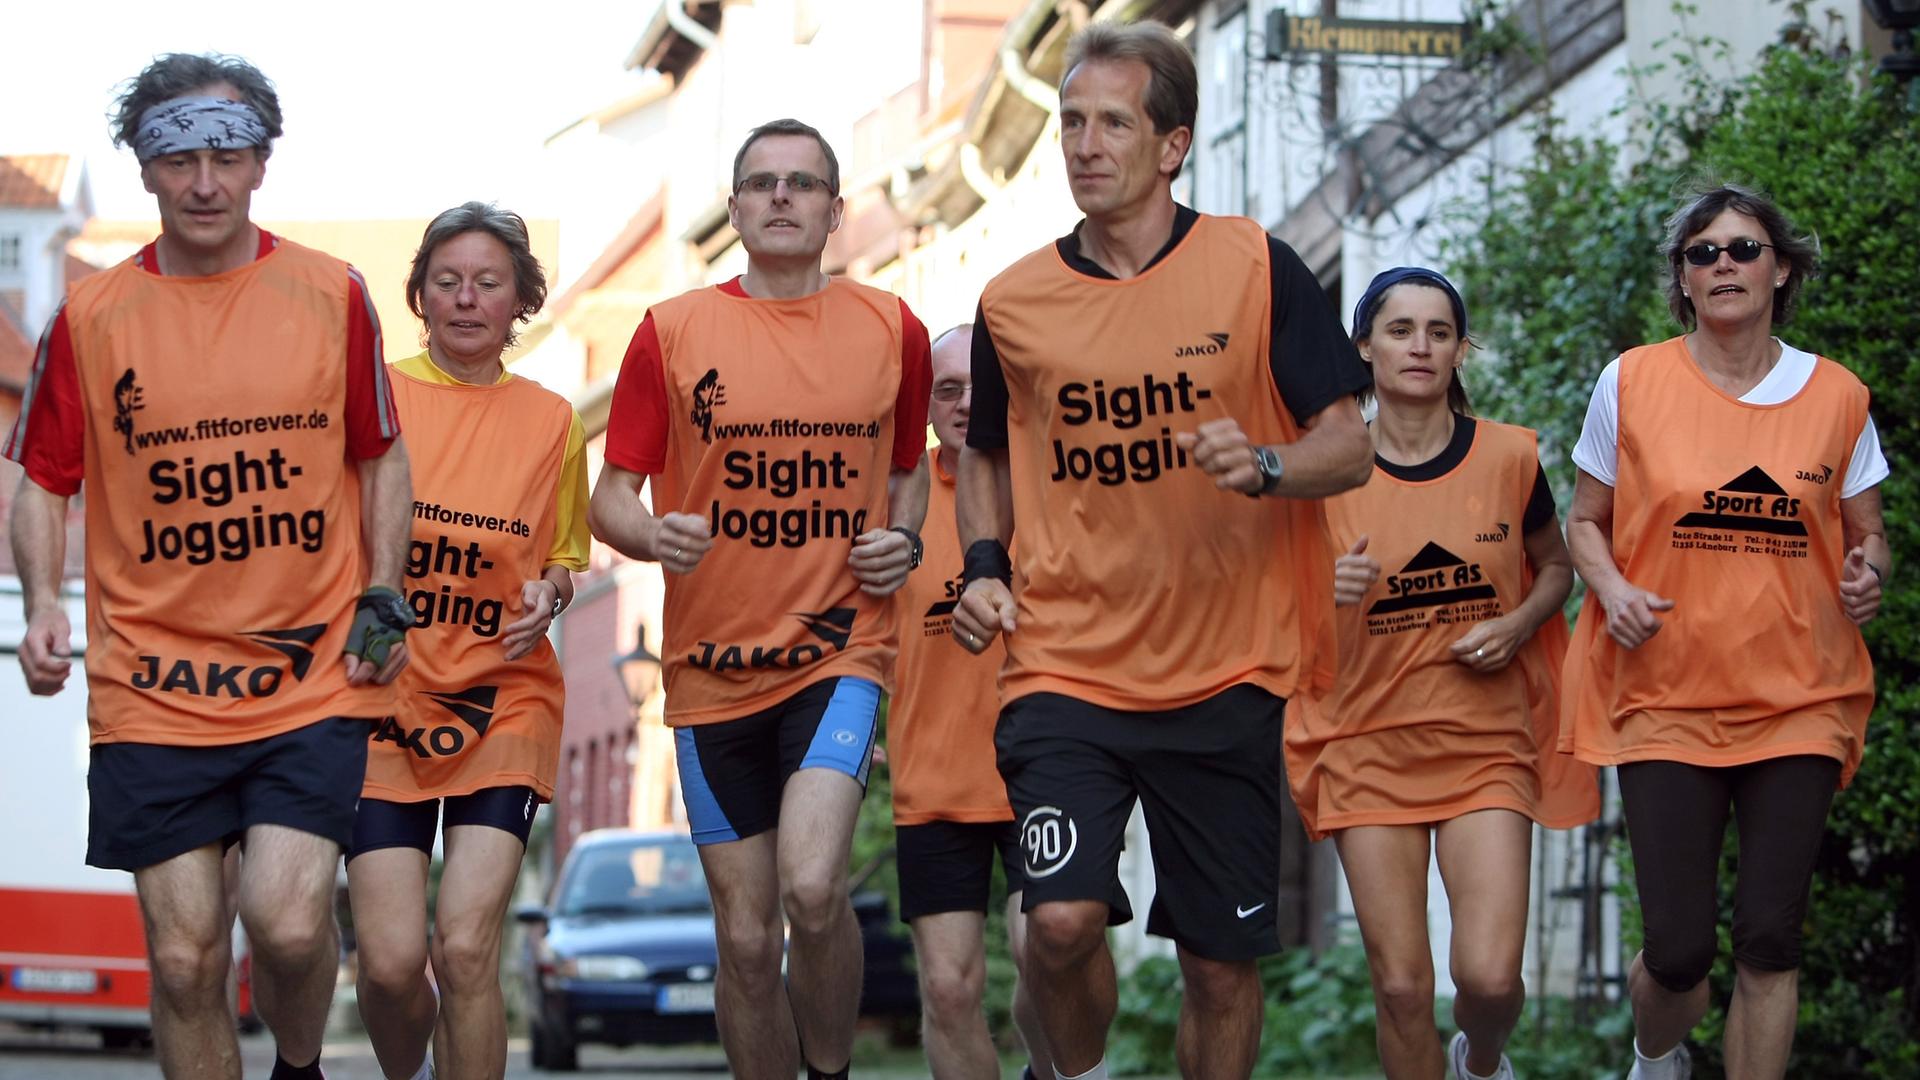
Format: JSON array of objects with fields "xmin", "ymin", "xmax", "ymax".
[
  {"xmin": 1287, "ymin": 267, "xmax": 1598, "ymax": 1080},
  {"xmin": 1562, "ymin": 185, "xmax": 1890, "ymax": 1080}
]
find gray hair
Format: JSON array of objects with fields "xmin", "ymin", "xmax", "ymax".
[
  {"xmin": 1062, "ymin": 21, "xmax": 1197, "ymax": 180},
  {"xmin": 1663, "ymin": 183, "xmax": 1819, "ymax": 330},
  {"xmin": 732, "ymin": 118, "xmax": 841, "ymax": 194},
  {"xmin": 406, "ymin": 202, "xmax": 548, "ymax": 348},
  {"xmin": 112, "ymin": 53, "xmax": 283, "ymax": 160}
]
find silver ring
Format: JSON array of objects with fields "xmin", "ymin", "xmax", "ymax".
[
  {"xmin": 1474, "ymin": 647, "xmax": 1485, "ymax": 659},
  {"xmin": 671, "ymin": 547, "xmax": 683, "ymax": 560}
]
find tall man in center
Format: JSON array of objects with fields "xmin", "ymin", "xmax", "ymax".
[
  {"xmin": 590, "ymin": 118, "xmax": 932, "ymax": 1080},
  {"xmin": 952, "ymin": 21, "xmax": 1374, "ymax": 1080}
]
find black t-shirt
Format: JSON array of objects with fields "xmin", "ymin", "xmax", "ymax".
[
  {"xmin": 1373, "ymin": 414, "xmax": 1557, "ymax": 534},
  {"xmin": 968, "ymin": 205, "xmax": 1372, "ymax": 450}
]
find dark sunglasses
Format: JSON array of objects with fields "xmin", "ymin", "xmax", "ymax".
[{"xmin": 1681, "ymin": 238, "xmax": 1775, "ymax": 266}]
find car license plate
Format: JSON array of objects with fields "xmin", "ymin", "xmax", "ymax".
[
  {"xmin": 656, "ymin": 982, "xmax": 715, "ymax": 1013},
  {"xmin": 10, "ymin": 967, "xmax": 99, "ymax": 994}
]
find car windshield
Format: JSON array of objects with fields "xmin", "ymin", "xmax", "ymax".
[{"xmin": 557, "ymin": 839, "xmax": 711, "ymax": 918}]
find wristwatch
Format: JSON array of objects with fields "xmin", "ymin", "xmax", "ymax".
[
  {"xmin": 1251, "ymin": 445, "xmax": 1285, "ymax": 497},
  {"xmin": 890, "ymin": 526, "xmax": 924, "ymax": 570}
]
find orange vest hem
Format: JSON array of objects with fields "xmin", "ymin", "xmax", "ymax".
[
  {"xmin": 1569, "ymin": 738, "xmax": 1853, "ymax": 786},
  {"xmin": 90, "ymin": 706, "xmax": 384, "ymax": 749},
  {"xmin": 893, "ymin": 808, "xmax": 1017, "ymax": 828},
  {"xmin": 662, "ymin": 654, "xmax": 889, "ymax": 728},
  {"xmin": 1002, "ymin": 672, "xmax": 1297, "ymax": 716},
  {"xmin": 1305, "ymin": 796, "xmax": 1546, "ymax": 844},
  {"xmin": 361, "ymin": 771, "xmax": 553, "ymax": 803}
]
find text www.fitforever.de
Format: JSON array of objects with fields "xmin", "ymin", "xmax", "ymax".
[{"xmin": 131, "ymin": 409, "xmax": 331, "ymax": 450}]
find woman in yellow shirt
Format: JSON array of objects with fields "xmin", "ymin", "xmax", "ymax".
[{"xmin": 346, "ymin": 203, "xmax": 589, "ymax": 1080}]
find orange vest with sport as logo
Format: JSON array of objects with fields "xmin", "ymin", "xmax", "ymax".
[
  {"xmin": 888, "ymin": 450, "xmax": 1012, "ymax": 825},
  {"xmin": 979, "ymin": 214, "xmax": 1335, "ymax": 710},
  {"xmin": 1561, "ymin": 337, "xmax": 1875, "ymax": 783},
  {"xmin": 361, "ymin": 365, "xmax": 571, "ymax": 800},
  {"xmin": 1288, "ymin": 421, "xmax": 1597, "ymax": 841},
  {"xmin": 648, "ymin": 280, "xmax": 905, "ymax": 726},
  {"xmin": 61, "ymin": 241, "xmax": 391, "ymax": 745}
]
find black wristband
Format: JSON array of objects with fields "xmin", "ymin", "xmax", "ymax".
[
  {"xmin": 962, "ymin": 539, "xmax": 1013, "ymax": 587},
  {"xmin": 889, "ymin": 526, "xmax": 924, "ymax": 570}
]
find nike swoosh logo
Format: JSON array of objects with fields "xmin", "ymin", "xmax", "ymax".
[{"xmin": 1236, "ymin": 903, "xmax": 1266, "ymax": 919}]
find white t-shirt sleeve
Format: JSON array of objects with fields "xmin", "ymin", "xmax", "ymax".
[
  {"xmin": 1842, "ymin": 413, "xmax": 1889, "ymax": 499},
  {"xmin": 1568, "ymin": 358, "xmax": 1622, "ymax": 485}
]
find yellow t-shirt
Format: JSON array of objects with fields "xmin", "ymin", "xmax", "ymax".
[{"xmin": 392, "ymin": 351, "xmax": 589, "ymax": 571}]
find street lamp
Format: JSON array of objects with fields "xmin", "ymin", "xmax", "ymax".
[
  {"xmin": 613, "ymin": 624, "xmax": 662, "ymax": 713},
  {"xmin": 1867, "ymin": 0, "xmax": 1920, "ymax": 88}
]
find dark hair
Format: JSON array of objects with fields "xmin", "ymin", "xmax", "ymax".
[
  {"xmin": 732, "ymin": 118, "xmax": 840, "ymax": 194},
  {"xmin": 406, "ymin": 202, "xmax": 548, "ymax": 349},
  {"xmin": 112, "ymin": 53, "xmax": 283, "ymax": 159},
  {"xmin": 1353, "ymin": 280, "xmax": 1474, "ymax": 416},
  {"xmin": 1663, "ymin": 183, "xmax": 1818, "ymax": 329},
  {"xmin": 1061, "ymin": 21, "xmax": 1198, "ymax": 180}
]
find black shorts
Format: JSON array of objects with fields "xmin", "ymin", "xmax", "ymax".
[
  {"xmin": 1618, "ymin": 755, "xmax": 1840, "ymax": 990},
  {"xmin": 896, "ymin": 819, "xmax": 1025, "ymax": 922},
  {"xmin": 673, "ymin": 677, "xmax": 880, "ymax": 845},
  {"xmin": 87, "ymin": 716, "xmax": 373, "ymax": 871},
  {"xmin": 995, "ymin": 685, "xmax": 1285, "ymax": 962},
  {"xmin": 346, "ymin": 785, "xmax": 540, "ymax": 861}
]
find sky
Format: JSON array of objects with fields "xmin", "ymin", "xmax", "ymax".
[{"xmin": 4, "ymin": 0, "xmax": 657, "ymax": 221}]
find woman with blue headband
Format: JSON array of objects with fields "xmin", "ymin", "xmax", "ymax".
[{"xmin": 1287, "ymin": 267, "xmax": 1598, "ymax": 1080}]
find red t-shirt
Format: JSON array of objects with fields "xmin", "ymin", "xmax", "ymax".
[{"xmin": 4, "ymin": 229, "xmax": 398, "ymax": 494}]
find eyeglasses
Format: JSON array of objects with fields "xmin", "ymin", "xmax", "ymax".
[
  {"xmin": 1680, "ymin": 239, "xmax": 1775, "ymax": 266},
  {"xmin": 735, "ymin": 171, "xmax": 836, "ymax": 196},
  {"xmin": 931, "ymin": 382, "xmax": 971, "ymax": 402}
]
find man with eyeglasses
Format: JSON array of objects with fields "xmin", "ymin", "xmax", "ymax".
[
  {"xmin": 887, "ymin": 324, "xmax": 1052, "ymax": 1080},
  {"xmin": 589, "ymin": 117, "xmax": 932, "ymax": 1080}
]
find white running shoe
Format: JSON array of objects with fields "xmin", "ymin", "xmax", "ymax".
[
  {"xmin": 1449, "ymin": 1031, "xmax": 1515, "ymax": 1080},
  {"xmin": 1625, "ymin": 1043, "xmax": 1690, "ymax": 1080}
]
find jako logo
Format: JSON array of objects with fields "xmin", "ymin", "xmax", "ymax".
[
  {"xmin": 1173, "ymin": 332, "xmax": 1230, "ymax": 359},
  {"xmin": 239, "ymin": 623, "xmax": 329, "ymax": 682},
  {"xmin": 1474, "ymin": 522, "xmax": 1511, "ymax": 543},
  {"xmin": 794, "ymin": 607, "xmax": 857, "ymax": 651},
  {"xmin": 1795, "ymin": 464, "xmax": 1833, "ymax": 485},
  {"xmin": 1021, "ymin": 806, "xmax": 1079, "ymax": 879},
  {"xmin": 691, "ymin": 368, "xmax": 727, "ymax": 443},
  {"xmin": 376, "ymin": 684, "xmax": 500, "ymax": 759}
]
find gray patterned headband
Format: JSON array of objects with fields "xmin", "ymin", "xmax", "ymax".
[{"xmin": 132, "ymin": 96, "xmax": 270, "ymax": 164}]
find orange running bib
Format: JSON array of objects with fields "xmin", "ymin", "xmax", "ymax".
[
  {"xmin": 1288, "ymin": 421, "xmax": 1597, "ymax": 840},
  {"xmin": 60, "ymin": 240, "xmax": 393, "ymax": 746},
  {"xmin": 979, "ymin": 214, "xmax": 1335, "ymax": 711},
  {"xmin": 361, "ymin": 360, "xmax": 572, "ymax": 800},
  {"xmin": 888, "ymin": 450, "xmax": 1011, "ymax": 825},
  {"xmin": 1561, "ymin": 337, "xmax": 1875, "ymax": 783},
  {"xmin": 644, "ymin": 281, "xmax": 908, "ymax": 726}
]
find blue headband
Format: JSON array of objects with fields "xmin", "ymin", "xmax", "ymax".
[
  {"xmin": 1352, "ymin": 266, "xmax": 1468, "ymax": 340},
  {"xmin": 133, "ymin": 96, "xmax": 270, "ymax": 164}
]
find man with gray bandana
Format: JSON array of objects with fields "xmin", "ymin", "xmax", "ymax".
[{"xmin": 4, "ymin": 53, "xmax": 414, "ymax": 1080}]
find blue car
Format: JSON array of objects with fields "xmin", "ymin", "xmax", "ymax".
[
  {"xmin": 518, "ymin": 828, "xmax": 920, "ymax": 1071},
  {"xmin": 518, "ymin": 830, "xmax": 720, "ymax": 1071}
]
